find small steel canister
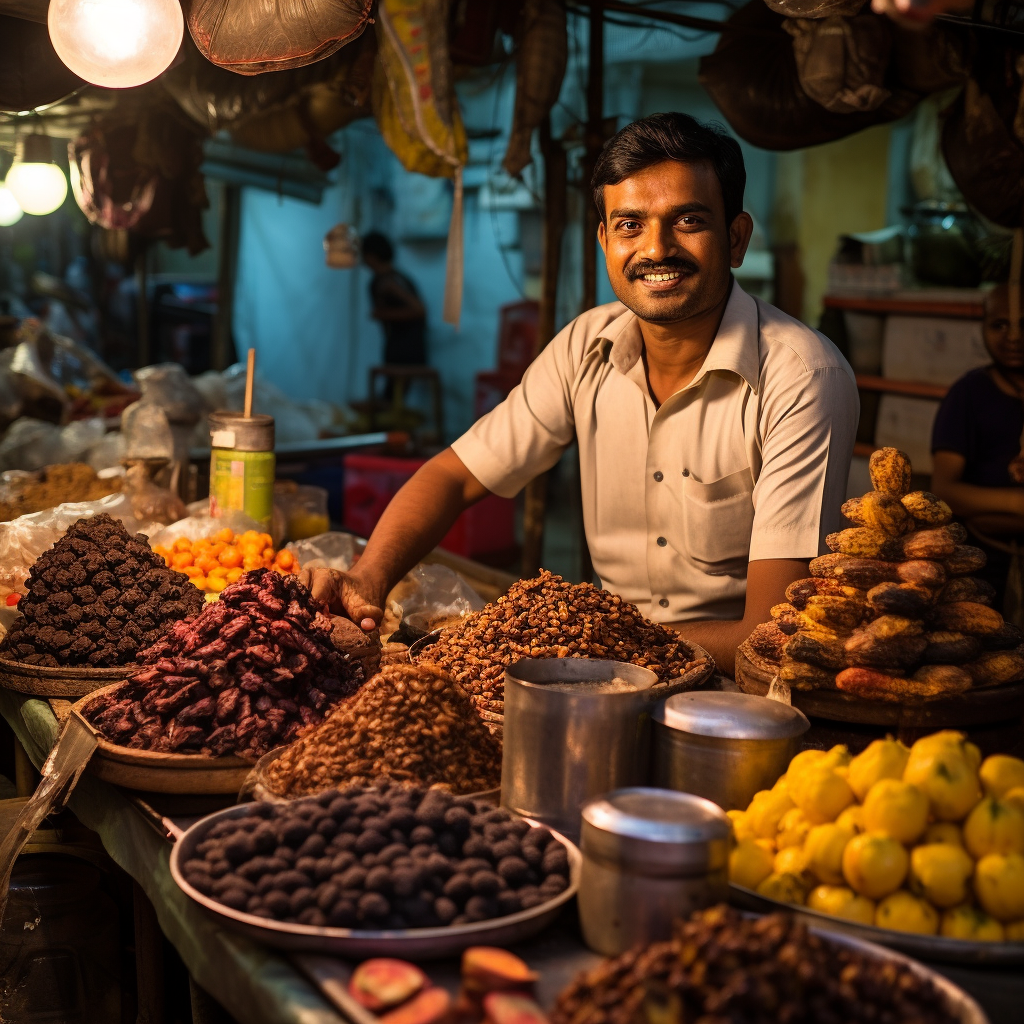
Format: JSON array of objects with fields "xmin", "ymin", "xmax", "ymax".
[
  {"xmin": 501, "ymin": 658, "xmax": 657, "ymax": 842},
  {"xmin": 652, "ymin": 691, "xmax": 809, "ymax": 811},
  {"xmin": 578, "ymin": 787, "xmax": 730, "ymax": 955},
  {"xmin": 208, "ymin": 411, "xmax": 275, "ymax": 530}
]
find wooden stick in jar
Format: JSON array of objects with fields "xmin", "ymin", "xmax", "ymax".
[{"xmin": 244, "ymin": 348, "xmax": 256, "ymax": 417}]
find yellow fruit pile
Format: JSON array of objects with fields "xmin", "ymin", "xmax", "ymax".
[
  {"xmin": 153, "ymin": 528, "xmax": 299, "ymax": 594},
  {"xmin": 728, "ymin": 731, "xmax": 1024, "ymax": 942}
]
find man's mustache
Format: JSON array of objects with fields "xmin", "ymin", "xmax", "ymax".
[{"xmin": 624, "ymin": 256, "xmax": 699, "ymax": 282}]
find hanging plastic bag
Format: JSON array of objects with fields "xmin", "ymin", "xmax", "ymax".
[{"xmin": 184, "ymin": 0, "xmax": 373, "ymax": 74}]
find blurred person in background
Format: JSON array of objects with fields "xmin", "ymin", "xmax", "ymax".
[
  {"xmin": 361, "ymin": 231, "xmax": 427, "ymax": 369},
  {"xmin": 932, "ymin": 283, "xmax": 1024, "ymax": 614}
]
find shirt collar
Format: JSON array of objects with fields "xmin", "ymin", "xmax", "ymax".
[{"xmin": 602, "ymin": 281, "xmax": 761, "ymax": 394}]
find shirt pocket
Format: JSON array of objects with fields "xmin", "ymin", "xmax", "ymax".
[{"xmin": 681, "ymin": 468, "xmax": 755, "ymax": 574}]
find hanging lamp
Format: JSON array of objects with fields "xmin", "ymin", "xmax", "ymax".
[{"xmin": 5, "ymin": 135, "xmax": 68, "ymax": 216}]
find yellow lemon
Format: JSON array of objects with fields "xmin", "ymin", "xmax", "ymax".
[
  {"xmin": 777, "ymin": 807, "xmax": 811, "ymax": 849},
  {"xmin": 727, "ymin": 809, "xmax": 755, "ymax": 841},
  {"xmin": 756, "ymin": 871, "xmax": 808, "ymax": 905},
  {"xmin": 804, "ymin": 823, "xmax": 854, "ymax": 885},
  {"xmin": 980, "ymin": 755, "xmax": 1024, "ymax": 798},
  {"xmin": 807, "ymin": 884, "xmax": 875, "ymax": 924},
  {"xmin": 1006, "ymin": 787, "xmax": 1024, "ymax": 815},
  {"xmin": 875, "ymin": 890, "xmax": 939, "ymax": 935},
  {"xmin": 788, "ymin": 745, "xmax": 849, "ymax": 781},
  {"xmin": 747, "ymin": 788, "xmax": 795, "ymax": 839},
  {"xmin": 836, "ymin": 804, "xmax": 866, "ymax": 834},
  {"xmin": 940, "ymin": 905, "xmax": 1005, "ymax": 942},
  {"xmin": 773, "ymin": 773, "xmax": 791, "ymax": 797},
  {"xmin": 848, "ymin": 737, "xmax": 910, "ymax": 802},
  {"xmin": 728, "ymin": 838, "xmax": 774, "ymax": 890},
  {"xmin": 755, "ymin": 837, "xmax": 777, "ymax": 855},
  {"xmin": 1005, "ymin": 919, "xmax": 1024, "ymax": 940},
  {"xmin": 842, "ymin": 832, "xmax": 909, "ymax": 899},
  {"xmin": 903, "ymin": 744, "xmax": 982, "ymax": 822},
  {"xmin": 909, "ymin": 843, "xmax": 974, "ymax": 909},
  {"xmin": 964, "ymin": 797, "xmax": 1024, "ymax": 858},
  {"xmin": 863, "ymin": 778, "xmax": 930, "ymax": 845},
  {"xmin": 974, "ymin": 853, "xmax": 1024, "ymax": 922},
  {"xmin": 923, "ymin": 822, "xmax": 964, "ymax": 847},
  {"xmin": 791, "ymin": 764, "xmax": 855, "ymax": 825},
  {"xmin": 774, "ymin": 845, "xmax": 810, "ymax": 879}
]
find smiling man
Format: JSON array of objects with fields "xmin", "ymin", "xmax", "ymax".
[{"xmin": 303, "ymin": 113, "xmax": 859, "ymax": 674}]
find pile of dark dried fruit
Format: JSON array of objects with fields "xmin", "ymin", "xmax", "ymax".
[
  {"xmin": 180, "ymin": 782, "xmax": 571, "ymax": 929},
  {"xmin": 552, "ymin": 905, "xmax": 959, "ymax": 1024},
  {"xmin": 418, "ymin": 570, "xmax": 709, "ymax": 709},
  {"xmin": 265, "ymin": 663, "xmax": 503, "ymax": 798},
  {"xmin": 0, "ymin": 514, "xmax": 203, "ymax": 667},
  {"xmin": 81, "ymin": 568, "xmax": 365, "ymax": 759}
]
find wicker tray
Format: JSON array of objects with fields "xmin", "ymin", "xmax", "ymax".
[
  {"xmin": 734, "ymin": 649, "xmax": 1024, "ymax": 728},
  {"xmin": 170, "ymin": 803, "xmax": 580, "ymax": 959},
  {"xmin": 0, "ymin": 654, "xmax": 133, "ymax": 697},
  {"xmin": 72, "ymin": 684, "xmax": 253, "ymax": 795}
]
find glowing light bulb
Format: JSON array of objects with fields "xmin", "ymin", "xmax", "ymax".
[
  {"xmin": 5, "ymin": 136, "xmax": 68, "ymax": 217},
  {"xmin": 48, "ymin": 0, "xmax": 184, "ymax": 89},
  {"xmin": 0, "ymin": 186, "xmax": 23, "ymax": 227}
]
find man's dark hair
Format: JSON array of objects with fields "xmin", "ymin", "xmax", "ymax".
[
  {"xmin": 361, "ymin": 231, "xmax": 394, "ymax": 263},
  {"xmin": 592, "ymin": 112, "xmax": 746, "ymax": 225}
]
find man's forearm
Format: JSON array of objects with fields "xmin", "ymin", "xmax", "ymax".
[
  {"xmin": 670, "ymin": 618, "xmax": 755, "ymax": 678},
  {"xmin": 351, "ymin": 449, "xmax": 488, "ymax": 604},
  {"xmin": 933, "ymin": 479, "xmax": 1024, "ymax": 520}
]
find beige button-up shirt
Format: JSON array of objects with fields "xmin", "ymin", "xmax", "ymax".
[{"xmin": 452, "ymin": 283, "xmax": 859, "ymax": 623}]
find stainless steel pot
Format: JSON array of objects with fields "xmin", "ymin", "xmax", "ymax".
[
  {"xmin": 578, "ymin": 787, "xmax": 730, "ymax": 955},
  {"xmin": 500, "ymin": 658, "xmax": 657, "ymax": 842},
  {"xmin": 652, "ymin": 691, "xmax": 809, "ymax": 811}
]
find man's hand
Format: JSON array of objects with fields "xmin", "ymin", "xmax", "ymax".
[{"xmin": 298, "ymin": 568, "xmax": 385, "ymax": 632}]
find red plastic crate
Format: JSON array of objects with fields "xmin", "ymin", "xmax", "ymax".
[{"xmin": 343, "ymin": 453, "xmax": 515, "ymax": 561}]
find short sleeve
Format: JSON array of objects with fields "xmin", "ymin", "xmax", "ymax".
[
  {"xmin": 450, "ymin": 321, "xmax": 580, "ymax": 498},
  {"xmin": 931, "ymin": 377, "xmax": 970, "ymax": 456},
  {"xmin": 748, "ymin": 362, "xmax": 860, "ymax": 561}
]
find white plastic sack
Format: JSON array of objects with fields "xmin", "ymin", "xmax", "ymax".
[
  {"xmin": 284, "ymin": 530, "xmax": 357, "ymax": 571},
  {"xmin": 397, "ymin": 563, "xmax": 484, "ymax": 633}
]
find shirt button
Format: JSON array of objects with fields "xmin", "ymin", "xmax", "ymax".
[
  {"xmin": 657, "ymin": 536, "xmax": 667, "ymax": 547},
  {"xmin": 659, "ymin": 598, "xmax": 669, "ymax": 608},
  {"xmin": 653, "ymin": 471, "xmax": 663, "ymax": 482},
  {"xmin": 682, "ymin": 469, "xmax": 690, "ymax": 477}
]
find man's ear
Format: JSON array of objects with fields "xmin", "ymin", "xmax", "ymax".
[
  {"xmin": 729, "ymin": 212, "xmax": 754, "ymax": 269},
  {"xmin": 598, "ymin": 219, "xmax": 607, "ymax": 256}
]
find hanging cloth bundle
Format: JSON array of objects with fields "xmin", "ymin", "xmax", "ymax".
[
  {"xmin": 184, "ymin": 0, "xmax": 373, "ymax": 74},
  {"xmin": 374, "ymin": 0, "xmax": 468, "ymax": 326}
]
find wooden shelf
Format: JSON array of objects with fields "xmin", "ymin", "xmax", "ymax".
[
  {"xmin": 855, "ymin": 374, "xmax": 948, "ymax": 400},
  {"xmin": 825, "ymin": 294, "xmax": 984, "ymax": 319}
]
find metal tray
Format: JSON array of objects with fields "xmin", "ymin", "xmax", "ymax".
[
  {"xmin": 731, "ymin": 884, "xmax": 1024, "ymax": 966},
  {"xmin": 170, "ymin": 803, "xmax": 581, "ymax": 959}
]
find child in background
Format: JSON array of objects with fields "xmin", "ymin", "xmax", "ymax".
[{"xmin": 931, "ymin": 283, "xmax": 1024, "ymax": 610}]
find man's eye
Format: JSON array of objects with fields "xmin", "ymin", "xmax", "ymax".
[
  {"xmin": 678, "ymin": 216, "xmax": 703, "ymax": 227},
  {"xmin": 617, "ymin": 220, "xmax": 641, "ymax": 231}
]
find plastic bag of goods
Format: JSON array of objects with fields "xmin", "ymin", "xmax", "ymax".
[
  {"xmin": 284, "ymin": 531, "xmax": 356, "ymax": 571},
  {"xmin": 390, "ymin": 563, "xmax": 484, "ymax": 634},
  {"xmin": 275, "ymin": 482, "xmax": 329, "ymax": 540}
]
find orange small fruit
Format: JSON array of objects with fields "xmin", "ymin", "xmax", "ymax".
[
  {"xmin": 191, "ymin": 576, "xmax": 209, "ymax": 590},
  {"xmin": 275, "ymin": 550, "xmax": 295, "ymax": 570},
  {"xmin": 172, "ymin": 537, "xmax": 192, "ymax": 553},
  {"xmin": 171, "ymin": 551, "xmax": 194, "ymax": 570},
  {"xmin": 225, "ymin": 567, "xmax": 243, "ymax": 582},
  {"xmin": 206, "ymin": 575, "xmax": 228, "ymax": 592},
  {"xmin": 218, "ymin": 546, "xmax": 243, "ymax": 569},
  {"xmin": 182, "ymin": 564, "xmax": 203, "ymax": 578},
  {"xmin": 242, "ymin": 555, "xmax": 263, "ymax": 571},
  {"xmin": 215, "ymin": 527, "xmax": 234, "ymax": 544}
]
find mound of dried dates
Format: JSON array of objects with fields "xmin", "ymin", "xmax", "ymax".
[
  {"xmin": 418, "ymin": 570, "xmax": 708, "ymax": 709},
  {"xmin": 265, "ymin": 663, "xmax": 502, "ymax": 798},
  {"xmin": 180, "ymin": 782, "xmax": 570, "ymax": 930},
  {"xmin": 552, "ymin": 905, "xmax": 959, "ymax": 1024},
  {"xmin": 0, "ymin": 514, "xmax": 203, "ymax": 667},
  {"xmin": 81, "ymin": 568, "xmax": 364, "ymax": 759}
]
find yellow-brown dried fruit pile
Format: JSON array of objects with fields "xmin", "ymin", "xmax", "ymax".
[
  {"xmin": 743, "ymin": 448, "xmax": 1024, "ymax": 701},
  {"xmin": 0, "ymin": 514, "xmax": 203, "ymax": 667},
  {"xmin": 0, "ymin": 462, "xmax": 121, "ymax": 522},
  {"xmin": 417, "ymin": 570, "xmax": 709, "ymax": 710},
  {"xmin": 551, "ymin": 904, "xmax": 960, "ymax": 1024},
  {"xmin": 265, "ymin": 664, "xmax": 502, "ymax": 797}
]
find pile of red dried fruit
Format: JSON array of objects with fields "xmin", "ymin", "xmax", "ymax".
[
  {"xmin": 0, "ymin": 514, "xmax": 203, "ymax": 667},
  {"xmin": 179, "ymin": 781, "xmax": 571, "ymax": 928},
  {"xmin": 346, "ymin": 949, "xmax": 548, "ymax": 1024},
  {"xmin": 551, "ymin": 905, "xmax": 959, "ymax": 1024},
  {"xmin": 81, "ymin": 568, "xmax": 364, "ymax": 758}
]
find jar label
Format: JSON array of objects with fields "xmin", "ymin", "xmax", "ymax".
[{"xmin": 210, "ymin": 449, "xmax": 275, "ymax": 529}]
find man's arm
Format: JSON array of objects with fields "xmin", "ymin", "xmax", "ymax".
[
  {"xmin": 931, "ymin": 450, "xmax": 1024, "ymax": 534},
  {"xmin": 669, "ymin": 558, "xmax": 809, "ymax": 677},
  {"xmin": 300, "ymin": 448, "xmax": 489, "ymax": 628}
]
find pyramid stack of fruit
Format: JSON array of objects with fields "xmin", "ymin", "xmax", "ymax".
[
  {"xmin": 754, "ymin": 447, "xmax": 1024, "ymax": 701},
  {"xmin": 728, "ymin": 731, "xmax": 1024, "ymax": 941}
]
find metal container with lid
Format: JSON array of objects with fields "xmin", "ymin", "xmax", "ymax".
[
  {"xmin": 652, "ymin": 691, "xmax": 809, "ymax": 811},
  {"xmin": 501, "ymin": 658, "xmax": 657, "ymax": 842},
  {"xmin": 208, "ymin": 411, "xmax": 275, "ymax": 530},
  {"xmin": 578, "ymin": 787, "xmax": 730, "ymax": 955}
]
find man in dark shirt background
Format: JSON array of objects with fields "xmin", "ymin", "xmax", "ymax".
[
  {"xmin": 362, "ymin": 231, "xmax": 427, "ymax": 367},
  {"xmin": 932, "ymin": 283, "xmax": 1024, "ymax": 607}
]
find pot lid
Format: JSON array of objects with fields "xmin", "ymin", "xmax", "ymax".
[
  {"xmin": 653, "ymin": 691, "xmax": 809, "ymax": 740},
  {"xmin": 582, "ymin": 787, "xmax": 729, "ymax": 846}
]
